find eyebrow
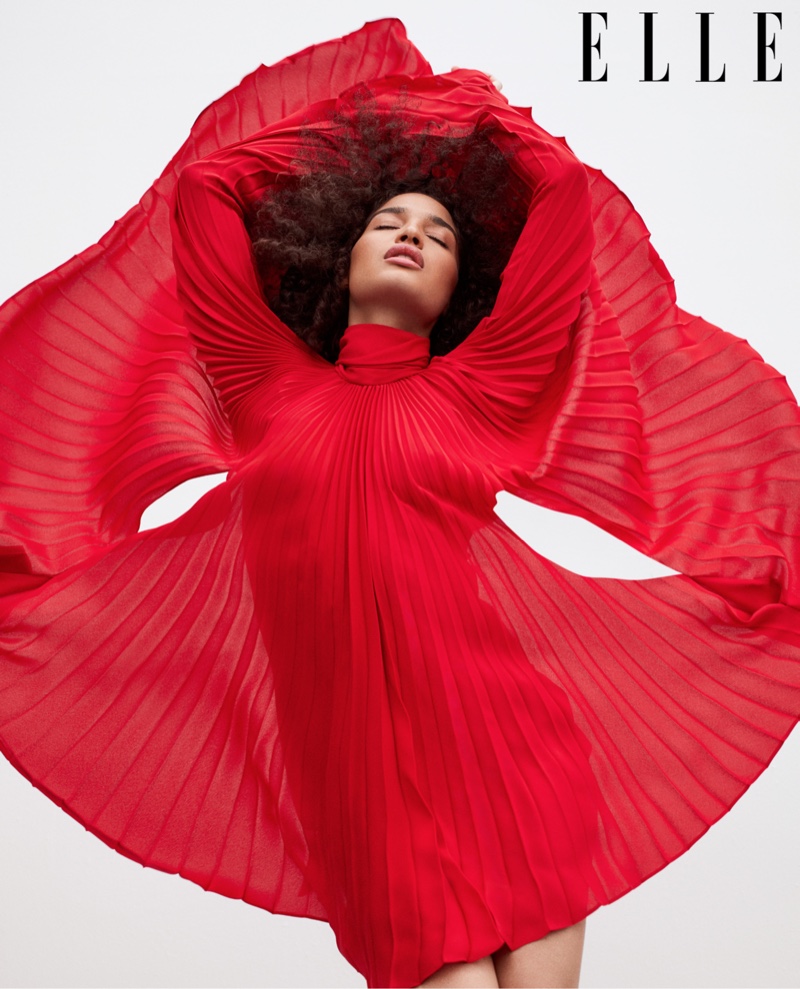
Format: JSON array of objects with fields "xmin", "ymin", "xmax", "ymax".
[{"xmin": 366, "ymin": 206, "xmax": 458, "ymax": 240}]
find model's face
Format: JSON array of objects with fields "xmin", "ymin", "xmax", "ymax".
[{"xmin": 347, "ymin": 193, "xmax": 459, "ymax": 335}]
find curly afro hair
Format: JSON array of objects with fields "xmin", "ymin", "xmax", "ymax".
[{"xmin": 246, "ymin": 88, "xmax": 531, "ymax": 363}]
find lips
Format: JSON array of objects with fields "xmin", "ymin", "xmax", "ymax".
[{"xmin": 384, "ymin": 244, "xmax": 424, "ymax": 269}]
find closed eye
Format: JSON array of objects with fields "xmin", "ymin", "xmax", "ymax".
[{"xmin": 376, "ymin": 224, "xmax": 449, "ymax": 249}]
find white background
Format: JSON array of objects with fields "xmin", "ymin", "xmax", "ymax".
[{"xmin": 0, "ymin": 2, "xmax": 798, "ymax": 986}]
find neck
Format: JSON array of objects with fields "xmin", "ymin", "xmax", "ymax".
[{"xmin": 347, "ymin": 304, "xmax": 432, "ymax": 338}]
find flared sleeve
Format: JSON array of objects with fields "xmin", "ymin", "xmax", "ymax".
[
  {"xmin": 441, "ymin": 120, "xmax": 595, "ymax": 407},
  {"xmin": 402, "ymin": 75, "xmax": 800, "ymax": 624},
  {"xmin": 459, "ymin": 163, "xmax": 800, "ymax": 621},
  {"xmin": 0, "ymin": 18, "xmax": 429, "ymax": 589},
  {"xmin": 170, "ymin": 147, "xmax": 323, "ymax": 433}
]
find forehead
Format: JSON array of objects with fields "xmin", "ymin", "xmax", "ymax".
[{"xmin": 374, "ymin": 193, "xmax": 455, "ymax": 227}]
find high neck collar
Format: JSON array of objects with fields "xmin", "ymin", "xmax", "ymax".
[{"xmin": 335, "ymin": 323, "xmax": 431, "ymax": 385}]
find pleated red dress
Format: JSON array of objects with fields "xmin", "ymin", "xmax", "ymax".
[{"xmin": 1, "ymin": 18, "xmax": 799, "ymax": 989}]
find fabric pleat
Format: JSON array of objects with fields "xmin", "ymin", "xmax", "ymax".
[{"xmin": 1, "ymin": 18, "xmax": 799, "ymax": 989}]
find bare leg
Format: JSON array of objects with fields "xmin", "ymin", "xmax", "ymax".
[
  {"xmin": 492, "ymin": 919, "xmax": 586, "ymax": 989},
  {"xmin": 417, "ymin": 955, "xmax": 500, "ymax": 988}
]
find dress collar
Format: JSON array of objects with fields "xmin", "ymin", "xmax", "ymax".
[{"xmin": 335, "ymin": 323, "xmax": 431, "ymax": 384}]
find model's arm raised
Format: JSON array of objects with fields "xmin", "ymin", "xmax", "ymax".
[
  {"xmin": 436, "ymin": 120, "xmax": 594, "ymax": 415},
  {"xmin": 171, "ymin": 143, "xmax": 325, "ymax": 427}
]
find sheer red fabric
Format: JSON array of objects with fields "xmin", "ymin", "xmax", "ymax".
[{"xmin": 1, "ymin": 18, "xmax": 799, "ymax": 989}]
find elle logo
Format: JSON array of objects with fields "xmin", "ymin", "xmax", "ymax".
[{"xmin": 580, "ymin": 11, "xmax": 783, "ymax": 81}]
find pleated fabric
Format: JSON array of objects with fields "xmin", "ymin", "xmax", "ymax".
[{"xmin": 1, "ymin": 18, "xmax": 799, "ymax": 989}]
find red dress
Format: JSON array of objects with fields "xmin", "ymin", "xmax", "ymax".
[{"xmin": 1, "ymin": 19, "xmax": 799, "ymax": 989}]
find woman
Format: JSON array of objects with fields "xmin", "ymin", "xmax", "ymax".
[{"xmin": 1, "ymin": 19, "xmax": 799, "ymax": 989}]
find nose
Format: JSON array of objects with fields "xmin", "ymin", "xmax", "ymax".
[{"xmin": 396, "ymin": 218, "xmax": 422, "ymax": 246}]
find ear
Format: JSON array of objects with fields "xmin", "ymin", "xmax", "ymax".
[{"xmin": 338, "ymin": 273, "xmax": 349, "ymax": 290}]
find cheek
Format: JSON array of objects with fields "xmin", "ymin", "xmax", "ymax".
[
  {"xmin": 440, "ymin": 258, "xmax": 459, "ymax": 299},
  {"xmin": 348, "ymin": 238, "xmax": 371, "ymax": 287},
  {"xmin": 347, "ymin": 242, "xmax": 361, "ymax": 280}
]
